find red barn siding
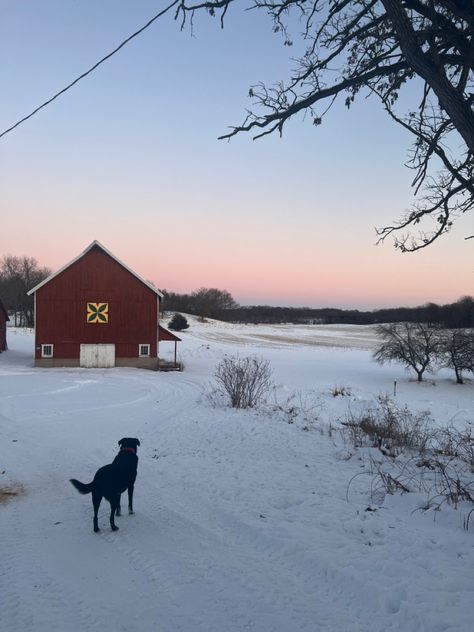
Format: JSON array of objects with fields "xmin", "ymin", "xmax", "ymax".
[{"xmin": 33, "ymin": 245, "xmax": 159, "ymax": 367}]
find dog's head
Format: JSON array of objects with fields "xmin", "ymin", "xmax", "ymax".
[{"xmin": 118, "ymin": 437, "xmax": 140, "ymax": 452}]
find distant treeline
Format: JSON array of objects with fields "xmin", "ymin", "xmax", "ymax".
[
  {"xmin": 223, "ymin": 297, "xmax": 474, "ymax": 327},
  {"xmin": 162, "ymin": 291, "xmax": 474, "ymax": 328},
  {"xmin": 2, "ymin": 254, "xmax": 471, "ymax": 330}
]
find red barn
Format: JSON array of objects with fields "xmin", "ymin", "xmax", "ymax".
[
  {"xmin": 0, "ymin": 298, "xmax": 9, "ymax": 352},
  {"xmin": 27, "ymin": 241, "xmax": 163, "ymax": 369}
]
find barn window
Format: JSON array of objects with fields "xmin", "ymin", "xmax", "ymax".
[
  {"xmin": 139, "ymin": 344, "xmax": 150, "ymax": 357},
  {"xmin": 41, "ymin": 344, "xmax": 53, "ymax": 358}
]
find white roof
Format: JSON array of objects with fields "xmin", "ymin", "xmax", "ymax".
[{"xmin": 27, "ymin": 240, "xmax": 163, "ymax": 298}]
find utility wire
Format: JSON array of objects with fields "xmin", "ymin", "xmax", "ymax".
[{"xmin": 0, "ymin": 0, "xmax": 180, "ymax": 140}]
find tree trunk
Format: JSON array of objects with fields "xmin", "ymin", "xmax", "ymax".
[{"xmin": 381, "ymin": 0, "xmax": 474, "ymax": 153}]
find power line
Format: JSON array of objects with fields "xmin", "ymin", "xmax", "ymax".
[{"xmin": 0, "ymin": 0, "xmax": 180, "ymax": 140}]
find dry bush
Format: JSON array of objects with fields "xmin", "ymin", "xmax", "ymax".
[
  {"xmin": 343, "ymin": 398, "xmax": 474, "ymax": 526},
  {"xmin": 271, "ymin": 389, "xmax": 323, "ymax": 428},
  {"xmin": 410, "ymin": 456, "xmax": 474, "ymax": 524},
  {"xmin": 331, "ymin": 385, "xmax": 352, "ymax": 397},
  {"xmin": 343, "ymin": 396, "xmax": 433, "ymax": 454},
  {"xmin": 367, "ymin": 455, "xmax": 412, "ymax": 503},
  {"xmin": 434, "ymin": 426, "xmax": 474, "ymax": 472},
  {"xmin": 214, "ymin": 355, "xmax": 273, "ymax": 409},
  {"xmin": 349, "ymin": 450, "xmax": 474, "ymax": 515},
  {"xmin": 431, "ymin": 459, "xmax": 474, "ymax": 509}
]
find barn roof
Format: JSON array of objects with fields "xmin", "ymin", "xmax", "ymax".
[
  {"xmin": 158, "ymin": 325, "xmax": 181, "ymax": 342},
  {"xmin": 27, "ymin": 241, "xmax": 163, "ymax": 298},
  {"xmin": 0, "ymin": 298, "xmax": 10, "ymax": 321}
]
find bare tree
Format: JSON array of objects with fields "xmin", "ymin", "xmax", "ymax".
[
  {"xmin": 214, "ymin": 354, "xmax": 273, "ymax": 408},
  {"xmin": 436, "ymin": 328, "xmax": 474, "ymax": 384},
  {"xmin": 373, "ymin": 322, "xmax": 439, "ymax": 381},
  {"xmin": 0, "ymin": 256, "xmax": 51, "ymax": 326},
  {"xmin": 174, "ymin": 0, "xmax": 473, "ymax": 250},
  {"xmin": 191, "ymin": 287, "xmax": 238, "ymax": 320}
]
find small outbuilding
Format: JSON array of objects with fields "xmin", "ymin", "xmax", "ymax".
[
  {"xmin": 0, "ymin": 298, "xmax": 9, "ymax": 352},
  {"xmin": 158, "ymin": 325, "xmax": 182, "ymax": 369},
  {"xmin": 27, "ymin": 241, "xmax": 165, "ymax": 369}
]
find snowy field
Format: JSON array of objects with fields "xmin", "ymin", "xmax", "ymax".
[{"xmin": 1, "ymin": 319, "xmax": 473, "ymax": 632}]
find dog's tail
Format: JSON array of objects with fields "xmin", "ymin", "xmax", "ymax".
[{"xmin": 70, "ymin": 479, "xmax": 93, "ymax": 494}]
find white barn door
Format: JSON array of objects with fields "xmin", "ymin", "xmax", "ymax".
[{"xmin": 80, "ymin": 344, "xmax": 115, "ymax": 368}]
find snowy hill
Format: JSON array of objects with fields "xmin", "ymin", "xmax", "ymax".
[{"xmin": 1, "ymin": 323, "xmax": 473, "ymax": 631}]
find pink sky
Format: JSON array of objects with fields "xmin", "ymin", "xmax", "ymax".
[{"xmin": 3, "ymin": 220, "xmax": 472, "ymax": 309}]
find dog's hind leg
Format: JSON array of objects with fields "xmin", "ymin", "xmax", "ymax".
[
  {"xmin": 109, "ymin": 495, "xmax": 120, "ymax": 531},
  {"xmin": 127, "ymin": 485, "xmax": 134, "ymax": 514},
  {"xmin": 116, "ymin": 494, "xmax": 122, "ymax": 517},
  {"xmin": 92, "ymin": 491, "xmax": 102, "ymax": 533}
]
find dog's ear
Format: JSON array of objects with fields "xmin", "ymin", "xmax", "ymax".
[
  {"xmin": 136, "ymin": 439, "xmax": 141, "ymax": 447},
  {"xmin": 118, "ymin": 438, "xmax": 126, "ymax": 447}
]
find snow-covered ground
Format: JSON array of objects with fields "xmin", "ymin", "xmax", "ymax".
[{"xmin": 1, "ymin": 319, "xmax": 473, "ymax": 632}]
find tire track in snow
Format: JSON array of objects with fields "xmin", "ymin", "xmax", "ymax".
[
  {"xmin": 137, "ymin": 413, "xmax": 406, "ymax": 631},
  {"xmin": 0, "ymin": 502, "xmax": 103, "ymax": 632},
  {"xmin": 99, "ymin": 501, "xmax": 344, "ymax": 631},
  {"xmin": 97, "ymin": 507, "xmax": 291, "ymax": 632},
  {"xmin": 91, "ymin": 434, "xmax": 356, "ymax": 632},
  {"xmin": 2, "ymin": 379, "xmax": 99, "ymax": 399}
]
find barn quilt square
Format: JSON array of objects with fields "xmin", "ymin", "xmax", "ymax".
[{"xmin": 87, "ymin": 302, "xmax": 109, "ymax": 323}]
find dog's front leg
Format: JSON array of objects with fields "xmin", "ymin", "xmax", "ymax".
[
  {"xmin": 109, "ymin": 496, "xmax": 120, "ymax": 531},
  {"xmin": 128, "ymin": 484, "xmax": 134, "ymax": 514}
]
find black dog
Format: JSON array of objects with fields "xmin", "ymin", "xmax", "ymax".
[{"xmin": 70, "ymin": 438, "xmax": 140, "ymax": 532}]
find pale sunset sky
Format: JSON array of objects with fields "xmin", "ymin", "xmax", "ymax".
[{"xmin": 1, "ymin": 1, "xmax": 473, "ymax": 309}]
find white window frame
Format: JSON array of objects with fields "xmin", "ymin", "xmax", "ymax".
[
  {"xmin": 41, "ymin": 344, "xmax": 54, "ymax": 358},
  {"xmin": 138, "ymin": 344, "xmax": 150, "ymax": 358}
]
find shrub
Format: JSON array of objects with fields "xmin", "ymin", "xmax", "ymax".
[
  {"xmin": 331, "ymin": 384, "xmax": 352, "ymax": 397},
  {"xmin": 214, "ymin": 355, "xmax": 273, "ymax": 409},
  {"xmin": 271, "ymin": 389, "xmax": 323, "ymax": 427},
  {"xmin": 343, "ymin": 396, "xmax": 432, "ymax": 454},
  {"xmin": 434, "ymin": 426, "xmax": 474, "ymax": 472},
  {"xmin": 168, "ymin": 313, "xmax": 189, "ymax": 331},
  {"xmin": 344, "ymin": 404, "xmax": 474, "ymax": 525}
]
